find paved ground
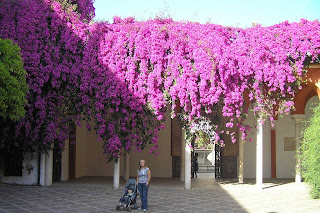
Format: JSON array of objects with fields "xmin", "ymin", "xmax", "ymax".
[{"xmin": 1, "ymin": 173, "xmax": 320, "ymax": 213}]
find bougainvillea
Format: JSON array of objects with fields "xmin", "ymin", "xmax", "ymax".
[
  {"xmin": 1, "ymin": 0, "xmax": 320, "ymax": 161},
  {"xmin": 0, "ymin": 0, "xmax": 92, "ymax": 153},
  {"xmin": 80, "ymin": 23, "xmax": 163, "ymax": 160},
  {"xmin": 85, "ymin": 18, "xmax": 320, "ymax": 157}
]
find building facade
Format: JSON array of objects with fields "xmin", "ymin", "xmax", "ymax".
[{"xmin": 2, "ymin": 65, "xmax": 320, "ymax": 188}]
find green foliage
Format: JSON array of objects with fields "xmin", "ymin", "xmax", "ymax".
[
  {"xmin": 55, "ymin": 0, "xmax": 94, "ymax": 22},
  {"xmin": 300, "ymin": 104, "xmax": 320, "ymax": 199},
  {"xmin": 0, "ymin": 38, "xmax": 28, "ymax": 121},
  {"xmin": 57, "ymin": 0, "xmax": 79, "ymax": 14},
  {"xmin": 195, "ymin": 131, "xmax": 211, "ymax": 149}
]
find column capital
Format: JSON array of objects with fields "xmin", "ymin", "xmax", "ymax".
[{"xmin": 291, "ymin": 114, "xmax": 305, "ymax": 123}]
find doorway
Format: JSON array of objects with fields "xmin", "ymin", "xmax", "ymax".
[{"xmin": 52, "ymin": 142, "xmax": 62, "ymax": 182}]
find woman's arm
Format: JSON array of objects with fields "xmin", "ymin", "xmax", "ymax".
[
  {"xmin": 146, "ymin": 169, "xmax": 151, "ymax": 186},
  {"xmin": 136, "ymin": 171, "xmax": 139, "ymax": 183}
]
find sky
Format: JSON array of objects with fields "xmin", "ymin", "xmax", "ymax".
[{"xmin": 93, "ymin": 0, "xmax": 320, "ymax": 28}]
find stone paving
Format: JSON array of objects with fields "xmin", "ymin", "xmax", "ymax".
[{"xmin": 1, "ymin": 173, "xmax": 320, "ymax": 213}]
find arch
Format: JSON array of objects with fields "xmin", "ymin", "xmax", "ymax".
[
  {"xmin": 305, "ymin": 89, "xmax": 317, "ymax": 107},
  {"xmin": 292, "ymin": 84, "xmax": 316, "ymax": 114},
  {"xmin": 305, "ymin": 66, "xmax": 320, "ymax": 99},
  {"xmin": 292, "ymin": 65, "xmax": 320, "ymax": 115}
]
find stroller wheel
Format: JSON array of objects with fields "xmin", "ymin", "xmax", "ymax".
[
  {"xmin": 116, "ymin": 206, "xmax": 120, "ymax": 211},
  {"xmin": 126, "ymin": 207, "xmax": 131, "ymax": 212}
]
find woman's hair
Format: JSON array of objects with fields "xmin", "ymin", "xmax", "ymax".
[{"xmin": 138, "ymin": 159, "xmax": 146, "ymax": 171}]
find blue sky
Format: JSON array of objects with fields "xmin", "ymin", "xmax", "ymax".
[{"xmin": 93, "ymin": 0, "xmax": 320, "ymax": 28}]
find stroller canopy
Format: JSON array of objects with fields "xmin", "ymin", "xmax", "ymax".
[{"xmin": 125, "ymin": 179, "xmax": 137, "ymax": 191}]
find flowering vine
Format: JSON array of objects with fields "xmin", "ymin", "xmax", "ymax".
[
  {"xmin": 86, "ymin": 18, "xmax": 320, "ymax": 154},
  {"xmin": 1, "ymin": 1, "xmax": 320, "ymax": 161},
  {"xmin": 0, "ymin": 0, "xmax": 92, "ymax": 154}
]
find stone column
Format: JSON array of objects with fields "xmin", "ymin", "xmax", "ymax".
[
  {"xmin": 291, "ymin": 114, "xmax": 305, "ymax": 183},
  {"xmin": 238, "ymin": 129, "xmax": 244, "ymax": 183},
  {"xmin": 256, "ymin": 118, "xmax": 263, "ymax": 189},
  {"xmin": 185, "ymin": 138, "xmax": 191, "ymax": 189},
  {"xmin": 212, "ymin": 145, "xmax": 215, "ymax": 166},
  {"xmin": 124, "ymin": 154, "xmax": 130, "ymax": 181},
  {"xmin": 113, "ymin": 158, "xmax": 120, "ymax": 189},
  {"xmin": 44, "ymin": 150, "xmax": 53, "ymax": 186},
  {"xmin": 271, "ymin": 124, "xmax": 277, "ymax": 179},
  {"xmin": 180, "ymin": 129, "xmax": 185, "ymax": 182},
  {"xmin": 39, "ymin": 153, "xmax": 46, "ymax": 186}
]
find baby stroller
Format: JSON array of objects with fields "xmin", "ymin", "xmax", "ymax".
[{"xmin": 116, "ymin": 179, "xmax": 138, "ymax": 212}]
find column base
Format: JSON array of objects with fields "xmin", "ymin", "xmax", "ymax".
[{"xmin": 295, "ymin": 175, "xmax": 302, "ymax": 183}]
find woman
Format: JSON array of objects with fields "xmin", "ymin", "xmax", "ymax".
[{"xmin": 137, "ymin": 159, "xmax": 151, "ymax": 212}]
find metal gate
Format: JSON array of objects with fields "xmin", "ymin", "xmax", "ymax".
[{"xmin": 215, "ymin": 144, "xmax": 221, "ymax": 178}]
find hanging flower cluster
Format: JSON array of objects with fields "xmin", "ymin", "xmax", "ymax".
[
  {"xmin": 0, "ymin": 0, "xmax": 92, "ymax": 153},
  {"xmin": 86, "ymin": 17, "xmax": 320, "ymax": 153},
  {"xmin": 1, "ymin": 0, "xmax": 320, "ymax": 160},
  {"xmin": 190, "ymin": 116, "xmax": 217, "ymax": 149},
  {"xmin": 190, "ymin": 117, "xmax": 217, "ymax": 142},
  {"xmin": 80, "ymin": 22, "xmax": 163, "ymax": 160}
]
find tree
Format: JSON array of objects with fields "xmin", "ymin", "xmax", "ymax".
[
  {"xmin": 0, "ymin": 38, "xmax": 28, "ymax": 121},
  {"xmin": 301, "ymin": 104, "xmax": 320, "ymax": 199}
]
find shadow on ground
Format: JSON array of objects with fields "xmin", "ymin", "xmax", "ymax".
[
  {"xmin": 1, "ymin": 175, "xmax": 319, "ymax": 213},
  {"xmin": 0, "ymin": 175, "xmax": 247, "ymax": 213}
]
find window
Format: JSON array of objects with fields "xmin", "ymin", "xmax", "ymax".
[{"xmin": 4, "ymin": 152, "xmax": 23, "ymax": 176}]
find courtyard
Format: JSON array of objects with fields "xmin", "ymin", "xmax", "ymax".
[
  {"xmin": 1, "ymin": 174, "xmax": 320, "ymax": 213},
  {"xmin": 1, "ymin": 1, "xmax": 320, "ymax": 212}
]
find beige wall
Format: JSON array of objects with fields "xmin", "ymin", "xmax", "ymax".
[
  {"xmin": 276, "ymin": 96, "xmax": 319, "ymax": 178},
  {"xmin": 61, "ymin": 138, "xmax": 69, "ymax": 181},
  {"xmin": 76, "ymin": 122, "xmax": 87, "ymax": 178},
  {"xmin": 127, "ymin": 112, "xmax": 172, "ymax": 177},
  {"xmin": 84, "ymin": 124, "xmax": 116, "ymax": 176},
  {"xmin": 242, "ymin": 96, "xmax": 319, "ymax": 179},
  {"xmin": 62, "ymin": 97, "xmax": 320, "ymax": 180},
  {"xmin": 275, "ymin": 113, "xmax": 296, "ymax": 178},
  {"xmin": 73, "ymin": 109, "xmax": 172, "ymax": 178},
  {"xmin": 61, "ymin": 98, "xmax": 320, "ymax": 180},
  {"xmin": 243, "ymin": 111, "xmax": 272, "ymax": 178}
]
